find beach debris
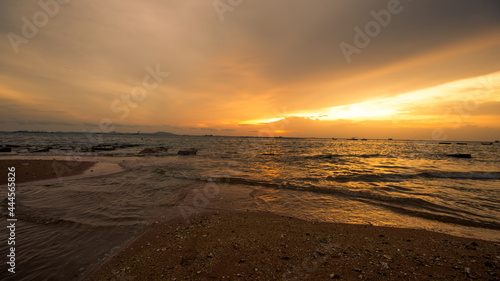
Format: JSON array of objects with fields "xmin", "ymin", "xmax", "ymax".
[
  {"xmin": 380, "ymin": 262, "xmax": 390, "ymax": 270},
  {"xmin": 92, "ymin": 145, "xmax": 115, "ymax": 151},
  {"xmin": 446, "ymin": 153, "xmax": 472, "ymax": 158},
  {"xmin": 139, "ymin": 147, "xmax": 168, "ymax": 154},
  {"xmin": 29, "ymin": 147, "xmax": 50, "ymax": 153},
  {"xmin": 118, "ymin": 144, "xmax": 139, "ymax": 148},
  {"xmin": 5, "ymin": 144, "xmax": 21, "ymax": 148},
  {"xmin": 178, "ymin": 148, "xmax": 197, "ymax": 155}
]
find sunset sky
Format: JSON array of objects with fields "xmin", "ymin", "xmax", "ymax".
[{"xmin": 1, "ymin": 0, "xmax": 499, "ymax": 140}]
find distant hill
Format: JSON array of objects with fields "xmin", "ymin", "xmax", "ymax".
[{"xmin": 152, "ymin": 131, "xmax": 177, "ymax": 135}]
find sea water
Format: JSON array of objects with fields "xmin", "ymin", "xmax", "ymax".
[{"xmin": 0, "ymin": 132, "xmax": 499, "ymax": 280}]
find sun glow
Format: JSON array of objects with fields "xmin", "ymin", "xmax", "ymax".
[{"xmin": 240, "ymin": 71, "xmax": 500, "ymax": 125}]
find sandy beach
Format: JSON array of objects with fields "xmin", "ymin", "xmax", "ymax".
[
  {"xmin": 0, "ymin": 159, "xmax": 95, "ymax": 184},
  {"xmin": 86, "ymin": 211, "xmax": 500, "ymax": 280}
]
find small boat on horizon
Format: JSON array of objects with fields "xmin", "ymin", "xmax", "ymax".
[{"xmin": 481, "ymin": 142, "xmax": 493, "ymax": 145}]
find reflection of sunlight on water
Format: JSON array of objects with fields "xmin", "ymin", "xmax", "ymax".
[{"xmin": 246, "ymin": 186, "xmax": 500, "ymax": 242}]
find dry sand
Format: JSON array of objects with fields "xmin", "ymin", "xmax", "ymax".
[
  {"xmin": 87, "ymin": 211, "xmax": 499, "ymax": 280},
  {"xmin": 0, "ymin": 159, "xmax": 94, "ymax": 184}
]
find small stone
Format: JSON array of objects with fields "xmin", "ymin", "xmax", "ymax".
[
  {"xmin": 381, "ymin": 262, "xmax": 390, "ymax": 270},
  {"xmin": 330, "ymin": 273, "xmax": 340, "ymax": 279},
  {"xmin": 465, "ymin": 267, "xmax": 471, "ymax": 274},
  {"xmin": 354, "ymin": 268, "xmax": 362, "ymax": 273}
]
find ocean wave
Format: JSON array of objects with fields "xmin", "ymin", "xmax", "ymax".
[
  {"xmin": 417, "ymin": 171, "xmax": 500, "ymax": 180},
  {"xmin": 366, "ymin": 201, "xmax": 500, "ymax": 230}
]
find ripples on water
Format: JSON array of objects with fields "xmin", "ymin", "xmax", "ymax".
[{"xmin": 0, "ymin": 132, "xmax": 499, "ymax": 280}]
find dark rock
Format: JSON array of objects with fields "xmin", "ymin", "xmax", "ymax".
[
  {"xmin": 446, "ymin": 154, "xmax": 472, "ymax": 158},
  {"xmin": 139, "ymin": 148, "xmax": 156, "ymax": 154},
  {"xmin": 178, "ymin": 148, "xmax": 197, "ymax": 155},
  {"xmin": 92, "ymin": 145, "xmax": 115, "ymax": 151},
  {"xmin": 29, "ymin": 147, "xmax": 50, "ymax": 153},
  {"xmin": 139, "ymin": 147, "xmax": 168, "ymax": 154}
]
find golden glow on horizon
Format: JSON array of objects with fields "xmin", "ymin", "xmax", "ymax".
[
  {"xmin": 243, "ymin": 117, "xmax": 286, "ymax": 125},
  {"xmin": 240, "ymin": 71, "xmax": 500, "ymax": 126}
]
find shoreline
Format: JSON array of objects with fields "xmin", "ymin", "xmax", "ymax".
[
  {"xmin": 0, "ymin": 159, "xmax": 95, "ymax": 184},
  {"xmin": 0, "ymin": 157, "xmax": 124, "ymax": 184},
  {"xmin": 86, "ymin": 210, "xmax": 500, "ymax": 280}
]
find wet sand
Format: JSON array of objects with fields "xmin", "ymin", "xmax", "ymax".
[
  {"xmin": 87, "ymin": 211, "xmax": 500, "ymax": 280},
  {"xmin": 0, "ymin": 159, "xmax": 95, "ymax": 184}
]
